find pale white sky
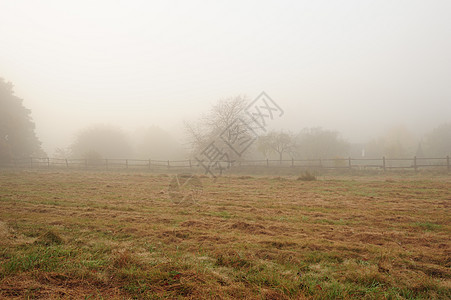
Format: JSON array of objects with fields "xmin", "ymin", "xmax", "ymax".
[{"xmin": 1, "ymin": 0, "xmax": 450, "ymax": 153}]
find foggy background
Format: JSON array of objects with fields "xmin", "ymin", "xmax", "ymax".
[{"xmin": 1, "ymin": 0, "xmax": 450, "ymax": 157}]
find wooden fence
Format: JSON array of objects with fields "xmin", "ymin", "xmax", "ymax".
[{"xmin": 2, "ymin": 156, "xmax": 450, "ymax": 173}]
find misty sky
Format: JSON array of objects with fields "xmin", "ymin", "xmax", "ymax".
[{"xmin": 1, "ymin": 0, "xmax": 450, "ymax": 154}]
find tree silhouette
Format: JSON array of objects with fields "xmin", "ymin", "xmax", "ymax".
[
  {"xmin": 70, "ymin": 124, "xmax": 132, "ymax": 159},
  {"xmin": 295, "ymin": 127, "xmax": 349, "ymax": 159},
  {"xmin": 423, "ymin": 123, "xmax": 451, "ymax": 157},
  {"xmin": 0, "ymin": 78, "xmax": 43, "ymax": 164},
  {"xmin": 184, "ymin": 95, "xmax": 252, "ymax": 160},
  {"xmin": 257, "ymin": 131, "xmax": 296, "ymax": 161}
]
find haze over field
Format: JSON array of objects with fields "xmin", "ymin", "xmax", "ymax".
[
  {"xmin": 1, "ymin": 2, "xmax": 451, "ymax": 298},
  {"xmin": 1, "ymin": 0, "xmax": 450, "ymax": 155}
]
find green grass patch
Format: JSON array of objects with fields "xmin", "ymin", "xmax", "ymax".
[{"xmin": 412, "ymin": 222, "xmax": 442, "ymax": 231}]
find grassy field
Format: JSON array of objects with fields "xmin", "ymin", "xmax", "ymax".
[{"xmin": 0, "ymin": 170, "xmax": 450, "ymax": 299}]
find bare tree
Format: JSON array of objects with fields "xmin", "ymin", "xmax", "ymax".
[
  {"xmin": 257, "ymin": 131, "xmax": 296, "ymax": 162},
  {"xmin": 204, "ymin": 95, "xmax": 249, "ymax": 133},
  {"xmin": 184, "ymin": 95, "xmax": 251, "ymax": 159}
]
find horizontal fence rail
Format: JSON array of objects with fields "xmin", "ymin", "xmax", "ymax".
[{"xmin": 1, "ymin": 156, "xmax": 449, "ymax": 173}]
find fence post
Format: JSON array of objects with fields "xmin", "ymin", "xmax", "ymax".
[
  {"xmin": 65, "ymin": 159, "xmax": 69, "ymax": 168},
  {"xmin": 125, "ymin": 159, "xmax": 128, "ymax": 169},
  {"xmin": 266, "ymin": 159, "xmax": 269, "ymax": 167},
  {"xmin": 447, "ymin": 156, "xmax": 450, "ymax": 172},
  {"xmin": 189, "ymin": 159, "xmax": 192, "ymax": 169},
  {"xmin": 383, "ymin": 156, "xmax": 386, "ymax": 172},
  {"xmin": 167, "ymin": 160, "xmax": 170, "ymax": 169},
  {"xmin": 413, "ymin": 156, "xmax": 417, "ymax": 172},
  {"xmin": 47, "ymin": 157, "xmax": 50, "ymax": 168},
  {"xmin": 319, "ymin": 158, "xmax": 322, "ymax": 169},
  {"xmin": 291, "ymin": 158, "xmax": 294, "ymax": 167},
  {"xmin": 348, "ymin": 157, "xmax": 352, "ymax": 170},
  {"xmin": 148, "ymin": 159, "xmax": 151, "ymax": 170}
]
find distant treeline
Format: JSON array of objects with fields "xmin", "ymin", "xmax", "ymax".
[{"xmin": 1, "ymin": 80, "xmax": 450, "ymax": 166}]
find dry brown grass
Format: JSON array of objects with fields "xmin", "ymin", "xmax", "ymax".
[{"xmin": 0, "ymin": 170, "xmax": 449, "ymax": 299}]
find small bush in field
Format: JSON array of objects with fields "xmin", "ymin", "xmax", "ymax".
[
  {"xmin": 35, "ymin": 230, "xmax": 63, "ymax": 246},
  {"xmin": 297, "ymin": 171, "xmax": 317, "ymax": 181}
]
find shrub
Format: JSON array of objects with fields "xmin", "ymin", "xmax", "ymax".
[{"xmin": 297, "ymin": 171, "xmax": 317, "ymax": 181}]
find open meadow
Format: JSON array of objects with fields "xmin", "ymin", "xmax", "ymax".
[{"xmin": 0, "ymin": 170, "xmax": 450, "ymax": 299}]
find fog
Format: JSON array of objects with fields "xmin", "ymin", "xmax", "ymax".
[{"xmin": 1, "ymin": 0, "xmax": 450, "ymax": 156}]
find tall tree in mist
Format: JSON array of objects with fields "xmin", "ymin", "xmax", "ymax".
[
  {"xmin": 70, "ymin": 125, "xmax": 132, "ymax": 159},
  {"xmin": 423, "ymin": 123, "xmax": 451, "ymax": 157},
  {"xmin": 0, "ymin": 78, "xmax": 44, "ymax": 163},
  {"xmin": 184, "ymin": 95, "xmax": 252, "ymax": 159}
]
